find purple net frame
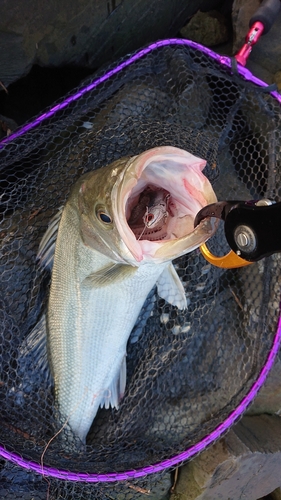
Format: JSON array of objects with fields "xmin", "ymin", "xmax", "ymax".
[
  {"xmin": 0, "ymin": 38, "xmax": 281, "ymax": 148},
  {"xmin": 0, "ymin": 38, "xmax": 281, "ymax": 482}
]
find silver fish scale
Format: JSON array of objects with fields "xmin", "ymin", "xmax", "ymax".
[
  {"xmin": 49, "ymin": 201, "xmax": 170, "ymax": 441},
  {"xmin": 0, "ymin": 41, "xmax": 280, "ymax": 500}
]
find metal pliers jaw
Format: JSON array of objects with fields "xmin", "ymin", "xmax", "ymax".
[{"xmin": 194, "ymin": 199, "xmax": 280, "ymax": 269}]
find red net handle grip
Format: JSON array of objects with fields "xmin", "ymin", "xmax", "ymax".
[
  {"xmin": 235, "ymin": 0, "xmax": 280, "ymax": 66},
  {"xmin": 249, "ymin": 0, "xmax": 281, "ymax": 34}
]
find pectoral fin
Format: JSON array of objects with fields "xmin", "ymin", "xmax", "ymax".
[
  {"xmin": 83, "ymin": 264, "xmax": 137, "ymax": 288},
  {"xmin": 100, "ymin": 354, "xmax": 126, "ymax": 410},
  {"xmin": 156, "ymin": 263, "xmax": 187, "ymax": 310},
  {"xmin": 37, "ymin": 207, "xmax": 63, "ymax": 271}
]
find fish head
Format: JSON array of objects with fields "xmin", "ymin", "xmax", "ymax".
[
  {"xmin": 76, "ymin": 146, "xmax": 218, "ymax": 265},
  {"xmin": 76, "ymin": 157, "xmax": 136, "ymax": 264}
]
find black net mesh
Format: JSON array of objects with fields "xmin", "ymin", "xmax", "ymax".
[{"xmin": 0, "ymin": 41, "xmax": 281, "ymax": 498}]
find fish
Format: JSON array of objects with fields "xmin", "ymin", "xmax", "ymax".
[{"xmin": 29, "ymin": 146, "xmax": 218, "ymax": 445}]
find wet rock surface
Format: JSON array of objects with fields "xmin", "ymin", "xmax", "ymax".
[
  {"xmin": 180, "ymin": 10, "xmax": 229, "ymax": 47},
  {"xmin": 0, "ymin": 0, "xmax": 222, "ymax": 87},
  {"xmin": 1, "ymin": 2, "xmax": 281, "ymax": 500},
  {"xmin": 171, "ymin": 415, "xmax": 281, "ymax": 500},
  {"xmin": 247, "ymin": 354, "xmax": 281, "ymax": 417},
  {"xmin": 2, "ymin": 0, "xmax": 281, "ymax": 127}
]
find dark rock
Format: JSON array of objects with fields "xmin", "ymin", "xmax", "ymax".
[
  {"xmin": 244, "ymin": 60, "xmax": 273, "ymax": 85},
  {"xmin": 0, "ymin": 0, "xmax": 223, "ymax": 87},
  {"xmin": 0, "ymin": 32, "xmax": 30, "ymax": 86},
  {"xmin": 232, "ymin": 0, "xmax": 260, "ymax": 55},
  {"xmin": 0, "ymin": 114, "xmax": 18, "ymax": 139},
  {"xmin": 247, "ymin": 355, "xmax": 281, "ymax": 416},
  {"xmin": 180, "ymin": 10, "xmax": 229, "ymax": 47},
  {"xmin": 261, "ymin": 488, "xmax": 281, "ymax": 500},
  {"xmin": 171, "ymin": 415, "xmax": 281, "ymax": 499},
  {"xmin": 0, "ymin": 65, "xmax": 94, "ymax": 125},
  {"xmin": 274, "ymin": 70, "xmax": 281, "ymax": 91}
]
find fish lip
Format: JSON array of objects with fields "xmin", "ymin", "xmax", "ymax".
[{"xmin": 111, "ymin": 158, "xmax": 144, "ymax": 263}]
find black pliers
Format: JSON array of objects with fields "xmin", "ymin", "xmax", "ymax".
[{"xmin": 194, "ymin": 199, "xmax": 281, "ymax": 267}]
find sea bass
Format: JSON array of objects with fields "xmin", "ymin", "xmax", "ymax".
[{"xmin": 36, "ymin": 146, "xmax": 217, "ymax": 444}]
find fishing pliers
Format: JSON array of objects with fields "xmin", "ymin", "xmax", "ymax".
[{"xmin": 194, "ymin": 199, "xmax": 281, "ymax": 268}]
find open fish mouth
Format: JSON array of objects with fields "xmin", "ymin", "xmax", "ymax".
[
  {"xmin": 113, "ymin": 146, "xmax": 218, "ymax": 263},
  {"xmin": 126, "ymin": 181, "xmax": 197, "ymax": 242}
]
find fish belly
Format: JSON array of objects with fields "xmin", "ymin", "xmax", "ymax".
[{"xmin": 48, "ymin": 230, "xmax": 166, "ymax": 443}]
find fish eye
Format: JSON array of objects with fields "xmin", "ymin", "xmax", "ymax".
[{"xmin": 97, "ymin": 211, "xmax": 112, "ymax": 224}]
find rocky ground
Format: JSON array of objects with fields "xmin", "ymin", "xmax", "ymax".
[
  {"xmin": 1, "ymin": 1, "xmax": 281, "ymax": 499},
  {"xmin": 1, "ymin": 0, "xmax": 281, "ymax": 132}
]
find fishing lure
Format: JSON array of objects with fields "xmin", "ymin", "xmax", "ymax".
[{"xmin": 129, "ymin": 185, "xmax": 171, "ymax": 240}]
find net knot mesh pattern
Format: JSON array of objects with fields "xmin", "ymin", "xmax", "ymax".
[{"xmin": 0, "ymin": 39, "xmax": 281, "ymax": 499}]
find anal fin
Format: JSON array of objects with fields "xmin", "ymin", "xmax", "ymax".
[{"xmin": 100, "ymin": 355, "xmax": 126, "ymax": 410}]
